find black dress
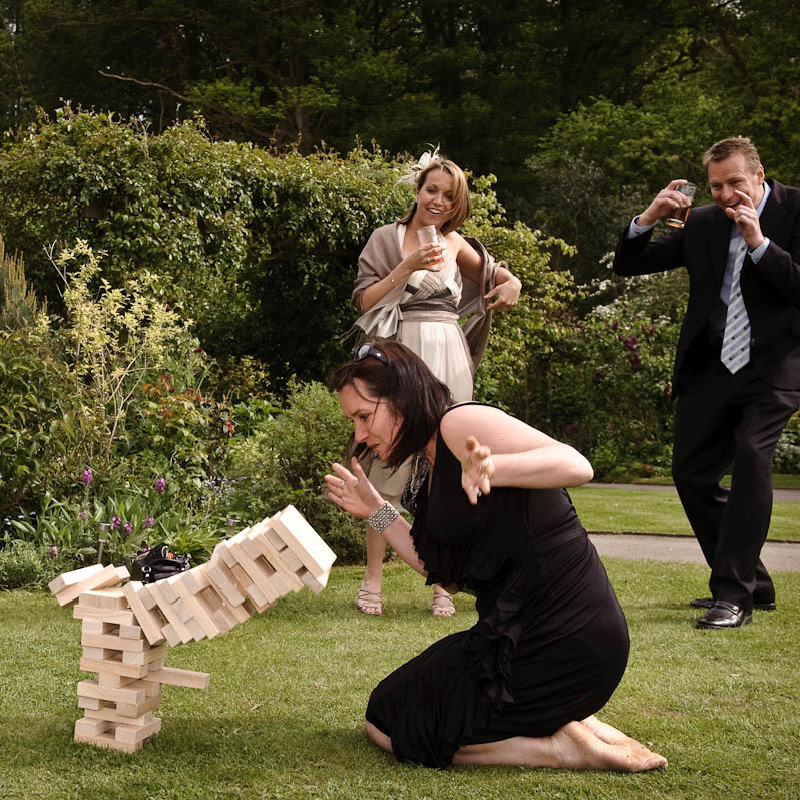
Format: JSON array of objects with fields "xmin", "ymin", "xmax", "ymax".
[{"xmin": 365, "ymin": 415, "xmax": 630, "ymax": 769}]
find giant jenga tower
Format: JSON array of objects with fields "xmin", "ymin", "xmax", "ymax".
[{"xmin": 49, "ymin": 506, "xmax": 336, "ymax": 752}]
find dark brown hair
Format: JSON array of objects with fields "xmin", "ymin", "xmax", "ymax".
[
  {"xmin": 330, "ymin": 340, "xmax": 453, "ymax": 468},
  {"xmin": 398, "ymin": 157, "xmax": 472, "ymax": 234}
]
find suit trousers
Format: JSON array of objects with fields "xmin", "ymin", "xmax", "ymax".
[{"xmin": 671, "ymin": 357, "xmax": 800, "ymax": 610}]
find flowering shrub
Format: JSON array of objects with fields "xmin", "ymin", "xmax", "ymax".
[{"xmin": 525, "ymin": 278, "xmax": 682, "ymax": 480}]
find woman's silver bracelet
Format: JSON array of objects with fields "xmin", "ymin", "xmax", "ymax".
[{"xmin": 367, "ymin": 501, "xmax": 399, "ymax": 534}]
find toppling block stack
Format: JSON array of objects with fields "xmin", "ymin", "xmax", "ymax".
[{"xmin": 48, "ymin": 505, "xmax": 336, "ymax": 752}]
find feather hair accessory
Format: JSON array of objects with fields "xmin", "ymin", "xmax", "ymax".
[{"xmin": 398, "ymin": 144, "xmax": 441, "ymax": 186}]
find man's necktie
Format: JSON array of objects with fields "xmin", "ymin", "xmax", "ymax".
[{"xmin": 720, "ymin": 241, "xmax": 751, "ymax": 374}]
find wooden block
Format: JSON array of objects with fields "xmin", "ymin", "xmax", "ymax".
[
  {"xmin": 78, "ymin": 678, "xmax": 146, "ymax": 707},
  {"xmin": 81, "ymin": 619, "xmax": 116, "ymax": 635},
  {"xmin": 80, "ymin": 655, "xmax": 148, "ymax": 679},
  {"xmin": 166, "ymin": 573, "xmax": 223, "ymax": 640},
  {"xmin": 161, "ymin": 624, "xmax": 184, "ymax": 647},
  {"xmin": 114, "ymin": 693, "xmax": 163, "ymax": 718},
  {"xmin": 271, "ymin": 506, "xmax": 336, "ymax": 579},
  {"xmin": 299, "ymin": 568, "xmax": 332, "ymax": 594},
  {"xmin": 146, "ymin": 582, "xmax": 194, "ymax": 644},
  {"xmin": 171, "ymin": 597, "xmax": 193, "ymax": 624},
  {"xmin": 265, "ymin": 527, "xmax": 304, "ymax": 571},
  {"xmin": 122, "ymin": 644, "xmax": 167, "ymax": 666},
  {"xmin": 226, "ymin": 597, "xmax": 256, "ymax": 624},
  {"xmin": 77, "ymin": 695, "xmax": 107, "ymax": 711},
  {"xmin": 77, "ymin": 591, "xmax": 100, "ymax": 608},
  {"xmin": 48, "ymin": 563, "xmax": 105, "ymax": 596},
  {"xmin": 82, "ymin": 646, "xmax": 114, "ymax": 661},
  {"xmin": 118, "ymin": 623, "xmax": 144, "ymax": 640},
  {"xmin": 146, "ymin": 667, "xmax": 210, "ymax": 690},
  {"xmin": 206, "ymin": 561, "xmax": 247, "ymax": 607},
  {"xmin": 55, "ymin": 564, "xmax": 130, "ymax": 607},
  {"xmin": 98, "ymin": 672, "xmax": 138, "ymax": 689},
  {"xmin": 247, "ymin": 525, "xmax": 304, "ymax": 592},
  {"xmin": 92, "ymin": 586, "xmax": 129, "ymax": 610},
  {"xmin": 84, "ymin": 706, "xmax": 154, "ymax": 726},
  {"xmin": 74, "ymin": 716, "xmax": 111, "ymax": 737},
  {"xmin": 74, "ymin": 730, "xmax": 140, "ymax": 753},
  {"xmin": 155, "ymin": 578, "xmax": 179, "ymax": 605},
  {"xmin": 121, "ymin": 582, "xmax": 167, "ymax": 646},
  {"xmin": 136, "ymin": 583, "xmax": 159, "ymax": 611},
  {"xmin": 81, "ymin": 632, "xmax": 149, "ymax": 653},
  {"xmin": 227, "ymin": 539, "xmax": 282, "ymax": 603},
  {"xmin": 115, "ymin": 716, "xmax": 162, "ymax": 746},
  {"xmin": 73, "ymin": 605, "xmax": 137, "ymax": 626}
]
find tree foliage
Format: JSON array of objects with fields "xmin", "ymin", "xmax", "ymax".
[{"xmin": 0, "ymin": 107, "xmax": 576, "ymax": 406}]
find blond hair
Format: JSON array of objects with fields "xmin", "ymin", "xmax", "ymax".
[{"xmin": 398, "ymin": 157, "xmax": 472, "ymax": 234}]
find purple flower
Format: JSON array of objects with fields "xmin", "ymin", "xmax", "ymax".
[
  {"xmin": 82, "ymin": 468, "xmax": 93, "ymax": 485},
  {"xmin": 155, "ymin": 478, "xmax": 166, "ymax": 493},
  {"xmin": 79, "ymin": 510, "xmax": 87, "ymax": 520},
  {"xmin": 48, "ymin": 545, "xmax": 58, "ymax": 559},
  {"xmin": 564, "ymin": 423, "xmax": 578, "ymax": 435},
  {"xmin": 143, "ymin": 516, "xmax": 155, "ymax": 529},
  {"xmin": 629, "ymin": 352, "xmax": 641, "ymax": 367},
  {"xmin": 112, "ymin": 515, "xmax": 121, "ymax": 529},
  {"xmin": 123, "ymin": 522, "xmax": 133, "ymax": 536}
]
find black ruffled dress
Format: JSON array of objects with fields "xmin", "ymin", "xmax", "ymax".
[{"xmin": 365, "ymin": 415, "xmax": 630, "ymax": 768}]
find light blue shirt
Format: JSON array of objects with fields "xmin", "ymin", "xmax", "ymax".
[{"xmin": 626, "ymin": 183, "xmax": 772, "ymax": 306}]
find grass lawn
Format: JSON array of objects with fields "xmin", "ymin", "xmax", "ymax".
[
  {"xmin": 570, "ymin": 486, "xmax": 800, "ymax": 542},
  {"xmin": 2, "ymin": 562, "xmax": 799, "ymax": 800}
]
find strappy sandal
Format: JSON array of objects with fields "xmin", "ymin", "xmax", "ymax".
[
  {"xmin": 356, "ymin": 584, "xmax": 383, "ymax": 616},
  {"xmin": 431, "ymin": 587, "xmax": 455, "ymax": 617}
]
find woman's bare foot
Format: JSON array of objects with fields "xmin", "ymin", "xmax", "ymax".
[
  {"xmin": 554, "ymin": 721, "xmax": 668, "ymax": 772},
  {"xmin": 580, "ymin": 715, "xmax": 662, "ymax": 761},
  {"xmin": 454, "ymin": 721, "xmax": 667, "ymax": 772}
]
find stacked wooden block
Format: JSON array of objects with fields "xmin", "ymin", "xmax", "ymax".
[{"xmin": 49, "ymin": 505, "xmax": 336, "ymax": 752}]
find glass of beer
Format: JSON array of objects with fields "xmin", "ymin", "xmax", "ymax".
[
  {"xmin": 667, "ymin": 182, "xmax": 697, "ymax": 228},
  {"xmin": 417, "ymin": 225, "xmax": 444, "ymax": 268}
]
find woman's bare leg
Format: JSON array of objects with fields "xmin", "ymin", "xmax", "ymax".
[
  {"xmin": 452, "ymin": 721, "xmax": 667, "ymax": 772},
  {"xmin": 357, "ymin": 525, "xmax": 385, "ymax": 615},
  {"xmin": 365, "ymin": 721, "xmax": 394, "ymax": 754}
]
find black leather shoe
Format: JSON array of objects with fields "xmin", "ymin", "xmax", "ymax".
[
  {"xmin": 696, "ymin": 601, "xmax": 752, "ymax": 630},
  {"xmin": 691, "ymin": 597, "xmax": 776, "ymax": 611}
]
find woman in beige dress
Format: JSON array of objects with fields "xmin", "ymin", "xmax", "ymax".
[{"xmin": 351, "ymin": 150, "xmax": 522, "ymax": 616}]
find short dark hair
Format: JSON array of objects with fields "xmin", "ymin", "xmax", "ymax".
[
  {"xmin": 702, "ymin": 137, "xmax": 762, "ymax": 172},
  {"xmin": 330, "ymin": 340, "xmax": 453, "ymax": 468}
]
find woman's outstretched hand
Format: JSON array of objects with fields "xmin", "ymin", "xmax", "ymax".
[
  {"xmin": 460, "ymin": 435, "xmax": 495, "ymax": 505},
  {"xmin": 325, "ymin": 457, "xmax": 384, "ymax": 519}
]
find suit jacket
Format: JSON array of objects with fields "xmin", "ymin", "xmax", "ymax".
[{"xmin": 613, "ymin": 179, "xmax": 800, "ymax": 395}]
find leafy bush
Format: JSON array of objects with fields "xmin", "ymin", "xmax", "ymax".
[
  {"xmin": 227, "ymin": 379, "xmax": 364, "ymax": 563},
  {"xmin": 0, "ymin": 539, "xmax": 68, "ymax": 590},
  {"xmin": 525, "ymin": 272, "xmax": 683, "ymax": 480}
]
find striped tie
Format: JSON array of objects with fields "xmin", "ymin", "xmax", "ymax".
[{"xmin": 720, "ymin": 242, "xmax": 751, "ymax": 374}]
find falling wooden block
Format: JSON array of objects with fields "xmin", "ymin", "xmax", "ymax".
[
  {"xmin": 54, "ymin": 565, "xmax": 130, "ymax": 607},
  {"xmin": 121, "ymin": 582, "xmax": 167, "ymax": 646},
  {"xmin": 270, "ymin": 506, "xmax": 336, "ymax": 592},
  {"xmin": 48, "ymin": 564, "xmax": 105, "ymax": 596}
]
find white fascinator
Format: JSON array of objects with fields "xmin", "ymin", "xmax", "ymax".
[{"xmin": 398, "ymin": 144, "xmax": 441, "ymax": 186}]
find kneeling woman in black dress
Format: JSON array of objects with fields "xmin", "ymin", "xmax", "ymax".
[{"xmin": 325, "ymin": 341, "xmax": 667, "ymax": 772}]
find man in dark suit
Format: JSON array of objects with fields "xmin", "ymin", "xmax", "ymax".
[{"xmin": 613, "ymin": 137, "xmax": 800, "ymax": 630}]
